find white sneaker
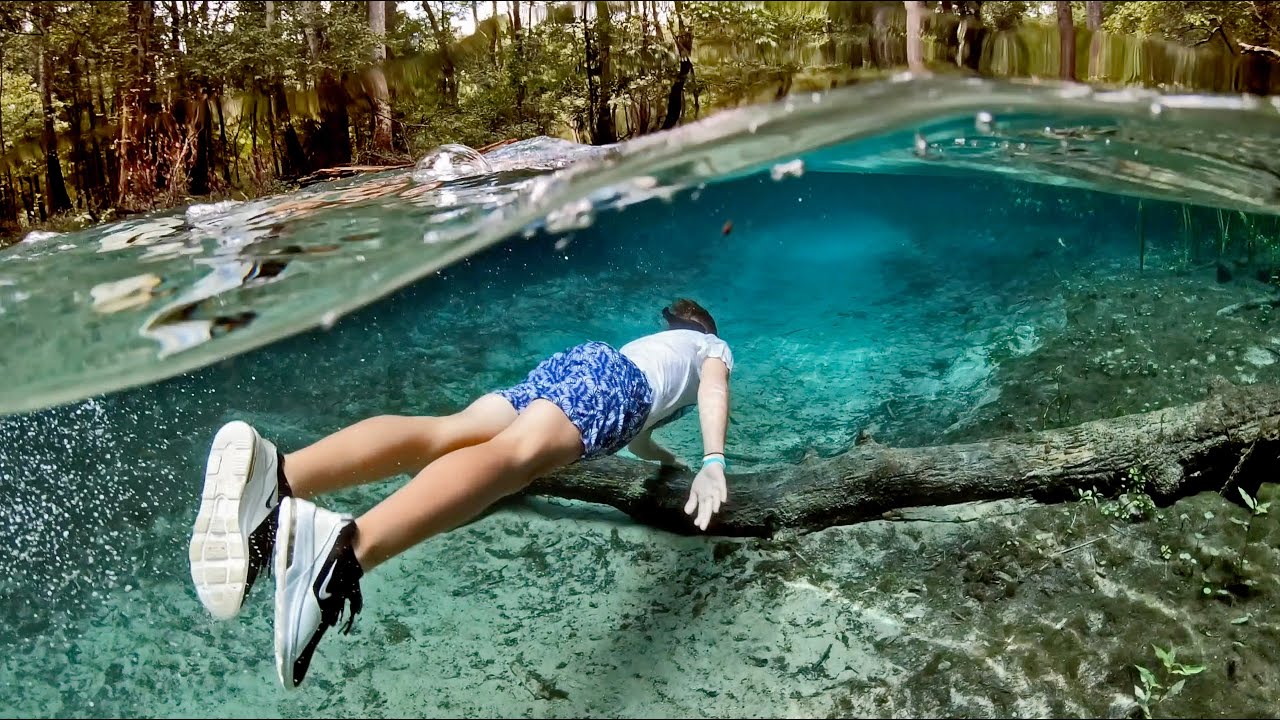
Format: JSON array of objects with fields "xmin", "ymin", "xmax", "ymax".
[
  {"xmin": 274, "ymin": 496, "xmax": 364, "ymax": 689},
  {"xmin": 188, "ymin": 420, "xmax": 287, "ymax": 620}
]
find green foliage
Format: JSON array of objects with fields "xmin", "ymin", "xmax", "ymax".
[
  {"xmin": 1075, "ymin": 467, "xmax": 1156, "ymax": 522},
  {"xmin": 0, "ymin": 67, "xmax": 43, "ymax": 158},
  {"xmin": 982, "ymin": 2, "xmax": 1033, "ymax": 32},
  {"xmin": 1103, "ymin": 1, "xmax": 1280, "ymax": 47},
  {"xmin": 1133, "ymin": 644, "xmax": 1205, "ymax": 718},
  {"xmin": 1192, "ymin": 485, "xmax": 1273, "ymax": 601}
]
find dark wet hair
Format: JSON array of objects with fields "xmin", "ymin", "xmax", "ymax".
[{"xmin": 663, "ymin": 298, "xmax": 718, "ymax": 336}]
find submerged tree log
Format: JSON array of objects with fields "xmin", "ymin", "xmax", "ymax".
[{"xmin": 530, "ymin": 379, "xmax": 1280, "ymax": 537}]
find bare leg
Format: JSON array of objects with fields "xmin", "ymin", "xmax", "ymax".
[
  {"xmin": 283, "ymin": 394, "xmax": 518, "ymax": 498},
  {"xmin": 352, "ymin": 399, "xmax": 583, "ymax": 571}
]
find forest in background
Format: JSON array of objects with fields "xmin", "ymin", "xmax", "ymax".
[{"xmin": 0, "ymin": 0, "xmax": 1278, "ymax": 245}]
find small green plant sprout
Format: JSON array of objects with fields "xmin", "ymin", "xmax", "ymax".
[
  {"xmin": 1159, "ymin": 544, "xmax": 1172, "ymax": 560},
  {"xmin": 1237, "ymin": 487, "xmax": 1270, "ymax": 516},
  {"xmin": 1210, "ymin": 486, "xmax": 1273, "ymax": 597},
  {"xmin": 1133, "ymin": 645, "xmax": 1206, "ymax": 718},
  {"xmin": 1201, "ymin": 574, "xmax": 1232, "ymax": 599},
  {"xmin": 1076, "ymin": 486, "xmax": 1101, "ymax": 508},
  {"xmin": 1093, "ymin": 468, "xmax": 1157, "ymax": 521}
]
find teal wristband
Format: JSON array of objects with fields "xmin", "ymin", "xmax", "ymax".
[{"xmin": 702, "ymin": 456, "xmax": 726, "ymax": 469}]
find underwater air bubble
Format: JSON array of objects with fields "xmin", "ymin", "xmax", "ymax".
[
  {"xmin": 411, "ymin": 143, "xmax": 493, "ymax": 183},
  {"xmin": 913, "ymin": 132, "xmax": 929, "ymax": 157},
  {"xmin": 90, "ymin": 274, "xmax": 162, "ymax": 314},
  {"xmin": 770, "ymin": 159, "xmax": 805, "ymax": 181},
  {"xmin": 544, "ymin": 197, "xmax": 596, "ymax": 234},
  {"xmin": 184, "ymin": 199, "xmax": 243, "ymax": 224},
  {"xmin": 21, "ymin": 231, "xmax": 60, "ymax": 244}
]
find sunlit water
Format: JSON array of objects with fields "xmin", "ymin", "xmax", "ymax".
[{"xmin": 3, "ymin": 76, "xmax": 1280, "ymax": 717}]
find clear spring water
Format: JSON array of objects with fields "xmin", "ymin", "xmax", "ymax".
[{"xmin": 2, "ymin": 76, "xmax": 1280, "ymax": 717}]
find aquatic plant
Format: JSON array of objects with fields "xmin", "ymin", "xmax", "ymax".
[{"xmin": 1133, "ymin": 644, "xmax": 1206, "ymax": 719}]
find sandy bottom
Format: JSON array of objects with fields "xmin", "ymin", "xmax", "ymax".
[{"xmin": 7, "ymin": 472, "xmax": 1279, "ymax": 719}]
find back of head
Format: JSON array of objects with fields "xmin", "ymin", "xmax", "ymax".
[{"xmin": 662, "ymin": 298, "xmax": 718, "ymax": 336}]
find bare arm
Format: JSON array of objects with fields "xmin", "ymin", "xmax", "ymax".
[
  {"xmin": 685, "ymin": 356, "xmax": 730, "ymax": 531},
  {"xmin": 697, "ymin": 356, "xmax": 730, "ymax": 460},
  {"xmin": 626, "ymin": 428, "xmax": 683, "ymax": 468}
]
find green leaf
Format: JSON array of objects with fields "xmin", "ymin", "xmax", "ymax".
[
  {"xmin": 1134, "ymin": 684, "xmax": 1148, "ymax": 702},
  {"xmin": 1153, "ymin": 645, "xmax": 1174, "ymax": 668},
  {"xmin": 1230, "ymin": 517, "xmax": 1250, "ymax": 527},
  {"xmin": 1166, "ymin": 678, "xmax": 1186, "ymax": 699},
  {"xmin": 1136, "ymin": 664, "xmax": 1160, "ymax": 690},
  {"xmin": 1238, "ymin": 486, "xmax": 1256, "ymax": 509},
  {"xmin": 1174, "ymin": 663, "xmax": 1206, "ymax": 676}
]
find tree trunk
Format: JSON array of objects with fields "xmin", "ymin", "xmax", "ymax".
[
  {"xmin": 35, "ymin": 13, "xmax": 72, "ymax": 216},
  {"xmin": 511, "ymin": 0, "xmax": 525, "ymax": 116},
  {"xmin": 301, "ymin": 0, "xmax": 320, "ymax": 57},
  {"xmin": 582, "ymin": 6, "xmax": 595, "ymax": 138},
  {"xmin": 269, "ymin": 84, "xmax": 308, "ymax": 177},
  {"xmin": 904, "ymin": 1, "xmax": 927, "ymax": 72},
  {"xmin": 639, "ymin": 0, "xmax": 650, "ymax": 57},
  {"xmin": 590, "ymin": 1, "xmax": 617, "ymax": 144},
  {"xmin": 302, "ymin": 1, "xmax": 352, "ymax": 169},
  {"xmin": 367, "ymin": 0, "xmax": 393, "ymax": 157},
  {"xmin": 1086, "ymin": 0, "xmax": 1103, "ymax": 80},
  {"xmin": 65, "ymin": 56, "xmax": 103, "ymax": 214},
  {"xmin": 117, "ymin": 0, "xmax": 156, "ymax": 211},
  {"xmin": 1, "ymin": 170, "xmax": 16, "ymax": 232},
  {"xmin": 490, "ymin": 0, "xmax": 500, "ymax": 64},
  {"xmin": 87, "ymin": 57, "xmax": 115, "ymax": 203},
  {"xmin": 660, "ymin": 59, "xmax": 692, "ymax": 130},
  {"xmin": 1057, "ymin": 0, "xmax": 1077, "ymax": 81},
  {"xmin": 385, "ymin": 0, "xmax": 399, "ymax": 51},
  {"xmin": 215, "ymin": 99, "xmax": 231, "ymax": 185},
  {"xmin": 528, "ymin": 380, "xmax": 1280, "ymax": 537},
  {"xmin": 422, "ymin": 1, "xmax": 457, "ymax": 106},
  {"xmin": 1086, "ymin": 1, "xmax": 1103, "ymax": 30},
  {"xmin": 167, "ymin": 0, "xmax": 181, "ymax": 51},
  {"xmin": 265, "ymin": 1, "xmax": 308, "ymax": 178},
  {"xmin": 0, "ymin": 49, "xmax": 15, "ymax": 232},
  {"xmin": 189, "ymin": 97, "xmax": 211, "ymax": 195},
  {"xmin": 28, "ymin": 175, "xmax": 45, "ymax": 222}
]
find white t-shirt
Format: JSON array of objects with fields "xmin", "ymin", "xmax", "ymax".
[{"xmin": 619, "ymin": 329, "xmax": 734, "ymax": 431}]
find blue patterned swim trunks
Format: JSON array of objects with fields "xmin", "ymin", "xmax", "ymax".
[{"xmin": 496, "ymin": 341, "xmax": 655, "ymax": 461}]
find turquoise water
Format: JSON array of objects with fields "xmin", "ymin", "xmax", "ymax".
[{"xmin": 3, "ymin": 77, "xmax": 1280, "ymax": 716}]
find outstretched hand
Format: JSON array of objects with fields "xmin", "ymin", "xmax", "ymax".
[{"xmin": 684, "ymin": 462, "xmax": 727, "ymax": 531}]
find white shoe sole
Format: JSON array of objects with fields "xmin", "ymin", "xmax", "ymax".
[
  {"xmin": 189, "ymin": 421, "xmax": 258, "ymax": 620},
  {"xmin": 274, "ymin": 496, "xmax": 299, "ymax": 689}
]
